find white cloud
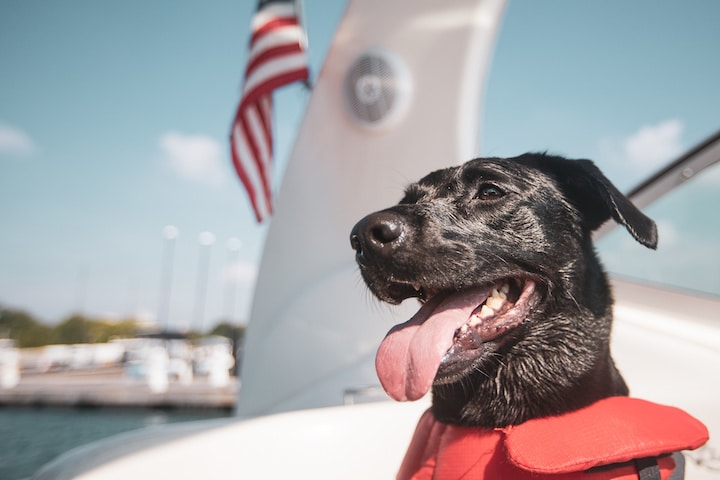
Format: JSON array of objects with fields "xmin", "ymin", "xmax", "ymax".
[
  {"xmin": 222, "ymin": 261, "xmax": 258, "ymax": 285},
  {"xmin": 594, "ymin": 119, "xmax": 686, "ymax": 188},
  {"xmin": 0, "ymin": 124, "xmax": 36, "ymax": 156},
  {"xmin": 622, "ymin": 119, "xmax": 684, "ymax": 169},
  {"xmin": 160, "ymin": 131, "xmax": 225, "ymax": 185}
]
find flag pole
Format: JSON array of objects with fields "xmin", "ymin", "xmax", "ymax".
[{"xmin": 294, "ymin": 0, "xmax": 312, "ymax": 90}]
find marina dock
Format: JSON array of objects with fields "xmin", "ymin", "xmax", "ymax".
[{"xmin": 0, "ymin": 366, "xmax": 237, "ymax": 410}]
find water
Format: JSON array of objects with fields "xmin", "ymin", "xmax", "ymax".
[{"xmin": 0, "ymin": 406, "xmax": 232, "ymax": 480}]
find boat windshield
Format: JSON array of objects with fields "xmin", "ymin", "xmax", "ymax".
[{"xmin": 596, "ymin": 160, "xmax": 720, "ymax": 298}]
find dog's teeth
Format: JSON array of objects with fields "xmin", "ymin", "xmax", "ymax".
[
  {"xmin": 412, "ymin": 284, "xmax": 421, "ymax": 292},
  {"xmin": 491, "ymin": 288, "xmax": 506, "ymax": 300},
  {"xmin": 500, "ymin": 283, "xmax": 510, "ymax": 295},
  {"xmin": 479, "ymin": 305, "xmax": 495, "ymax": 319},
  {"xmin": 486, "ymin": 295, "xmax": 504, "ymax": 310},
  {"xmin": 490, "ymin": 285, "xmax": 510, "ymax": 300},
  {"xmin": 468, "ymin": 314, "xmax": 482, "ymax": 327}
]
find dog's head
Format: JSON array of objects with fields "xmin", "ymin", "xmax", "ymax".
[{"xmin": 350, "ymin": 154, "xmax": 657, "ymax": 427}]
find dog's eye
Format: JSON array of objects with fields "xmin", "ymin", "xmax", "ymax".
[{"xmin": 475, "ymin": 184, "xmax": 504, "ymax": 201}]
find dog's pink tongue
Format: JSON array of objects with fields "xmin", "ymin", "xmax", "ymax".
[{"xmin": 375, "ymin": 288, "xmax": 489, "ymax": 401}]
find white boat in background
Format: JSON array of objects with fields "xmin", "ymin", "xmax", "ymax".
[
  {"xmin": 0, "ymin": 338, "xmax": 20, "ymax": 389},
  {"xmin": 31, "ymin": 0, "xmax": 720, "ymax": 478},
  {"xmin": 192, "ymin": 336, "xmax": 234, "ymax": 387}
]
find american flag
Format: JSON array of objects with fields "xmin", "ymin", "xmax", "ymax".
[{"xmin": 230, "ymin": 0, "xmax": 309, "ymax": 222}]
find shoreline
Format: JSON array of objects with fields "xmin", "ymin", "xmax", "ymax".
[{"xmin": 0, "ymin": 365, "xmax": 237, "ymax": 410}]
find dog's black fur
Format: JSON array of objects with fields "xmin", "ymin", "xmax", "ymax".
[{"xmin": 350, "ymin": 153, "xmax": 657, "ymax": 428}]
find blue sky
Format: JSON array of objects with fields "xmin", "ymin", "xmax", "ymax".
[{"xmin": 1, "ymin": 1, "xmax": 719, "ymax": 330}]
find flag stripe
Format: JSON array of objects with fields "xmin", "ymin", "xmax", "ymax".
[
  {"xmin": 231, "ymin": 120, "xmax": 269, "ymax": 221},
  {"xmin": 251, "ymin": 18, "xmax": 302, "ymax": 47},
  {"xmin": 243, "ymin": 42, "xmax": 307, "ymax": 96},
  {"xmin": 258, "ymin": 95, "xmax": 273, "ymax": 148},
  {"xmin": 246, "ymin": 39, "xmax": 305, "ymax": 77},
  {"xmin": 232, "ymin": 108, "xmax": 272, "ymax": 221},
  {"xmin": 242, "ymin": 61, "xmax": 308, "ymax": 108},
  {"xmin": 242, "ymin": 102, "xmax": 272, "ymax": 209},
  {"xmin": 251, "ymin": 16, "xmax": 304, "ymax": 46},
  {"xmin": 252, "ymin": 3, "xmax": 297, "ymax": 30},
  {"xmin": 230, "ymin": 0, "xmax": 308, "ymax": 222}
]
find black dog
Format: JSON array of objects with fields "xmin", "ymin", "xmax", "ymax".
[{"xmin": 350, "ymin": 153, "xmax": 658, "ymax": 428}]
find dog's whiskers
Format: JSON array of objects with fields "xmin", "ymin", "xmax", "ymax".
[
  {"xmin": 480, "ymin": 250, "xmax": 511, "ymax": 266},
  {"xmin": 563, "ymin": 288, "xmax": 584, "ymax": 315}
]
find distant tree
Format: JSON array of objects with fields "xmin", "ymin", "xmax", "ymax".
[
  {"xmin": 0, "ymin": 306, "xmax": 35, "ymax": 338},
  {"xmin": 55, "ymin": 315, "xmax": 141, "ymax": 344},
  {"xmin": 20, "ymin": 322, "xmax": 57, "ymax": 347},
  {"xmin": 184, "ymin": 330, "xmax": 203, "ymax": 342},
  {"xmin": 104, "ymin": 319, "xmax": 138, "ymax": 340},
  {"xmin": 1, "ymin": 306, "xmax": 145, "ymax": 347},
  {"xmin": 55, "ymin": 315, "xmax": 90, "ymax": 344},
  {"xmin": 210, "ymin": 322, "xmax": 245, "ymax": 342},
  {"xmin": 0, "ymin": 306, "xmax": 56, "ymax": 347}
]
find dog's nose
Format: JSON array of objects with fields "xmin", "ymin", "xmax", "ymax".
[{"xmin": 350, "ymin": 211, "xmax": 405, "ymax": 259}]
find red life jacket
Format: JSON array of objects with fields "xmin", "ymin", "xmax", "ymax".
[{"xmin": 398, "ymin": 397, "xmax": 708, "ymax": 480}]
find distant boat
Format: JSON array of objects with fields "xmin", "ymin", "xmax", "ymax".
[{"xmin": 0, "ymin": 338, "xmax": 20, "ymax": 389}]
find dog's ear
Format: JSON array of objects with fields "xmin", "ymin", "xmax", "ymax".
[{"xmin": 549, "ymin": 158, "xmax": 658, "ymax": 249}]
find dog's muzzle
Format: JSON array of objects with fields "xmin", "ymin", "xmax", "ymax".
[{"xmin": 350, "ymin": 210, "xmax": 406, "ymax": 263}]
